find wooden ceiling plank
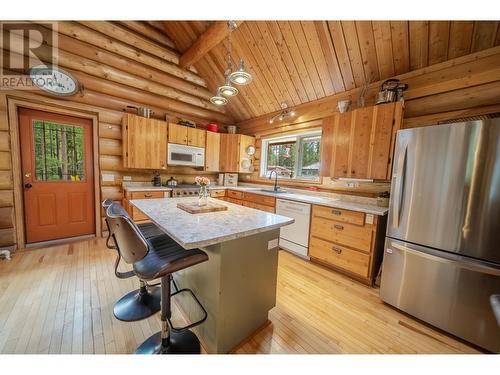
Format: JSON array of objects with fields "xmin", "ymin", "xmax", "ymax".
[
  {"xmin": 300, "ymin": 21, "xmax": 336, "ymax": 96},
  {"xmin": 428, "ymin": 21, "xmax": 450, "ymax": 65},
  {"xmin": 355, "ymin": 21, "xmax": 380, "ymax": 83},
  {"xmin": 471, "ymin": 21, "xmax": 499, "ymax": 52},
  {"xmin": 448, "ymin": 21, "xmax": 475, "ymax": 59},
  {"xmin": 254, "ymin": 21, "xmax": 302, "ymax": 106},
  {"xmin": 244, "ymin": 22, "xmax": 299, "ymax": 107},
  {"xmin": 289, "ymin": 21, "xmax": 327, "ymax": 98},
  {"xmin": 409, "ymin": 21, "xmax": 430, "ymax": 70},
  {"xmin": 179, "ymin": 21, "xmax": 242, "ymax": 69},
  {"xmin": 277, "ymin": 21, "xmax": 319, "ymax": 101},
  {"xmin": 390, "ymin": 21, "xmax": 410, "ymax": 75},
  {"xmin": 327, "ymin": 21, "xmax": 356, "ymax": 91},
  {"xmin": 117, "ymin": 21, "xmax": 176, "ymax": 50},
  {"xmin": 372, "ymin": 21, "xmax": 395, "ymax": 79},
  {"xmin": 267, "ymin": 21, "xmax": 310, "ymax": 103},
  {"xmin": 314, "ymin": 21, "xmax": 345, "ymax": 93},
  {"xmin": 161, "ymin": 22, "xmax": 194, "ymax": 51},
  {"xmin": 341, "ymin": 21, "xmax": 367, "ymax": 87},
  {"xmin": 228, "ymin": 30, "xmax": 279, "ymax": 114}
]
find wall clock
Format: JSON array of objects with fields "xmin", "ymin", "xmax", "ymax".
[{"xmin": 29, "ymin": 65, "xmax": 80, "ymax": 96}]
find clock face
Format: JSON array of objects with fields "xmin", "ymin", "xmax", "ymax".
[{"xmin": 30, "ymin": 65, "xmax": 79, "ymax": 96}]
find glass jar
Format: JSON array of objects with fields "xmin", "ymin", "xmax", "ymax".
[{"xmin": 198, "ymin": 186, "xmax": 208, "ymax": 206}]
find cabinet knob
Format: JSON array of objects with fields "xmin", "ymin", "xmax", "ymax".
[
  {"xmin": 332, "ymin": 209, "xmax": 341, "ymax": 216},
  {"xmin": 144, "ymin": 193, "xmax": 152, "ymax": 198},
  {"xmin": 332, "ymin": 246, "xmax": 342, "ymax": 254},
  {"xmin": 334, "ymin": 224, "xmax": 344, "ymax": 230}
]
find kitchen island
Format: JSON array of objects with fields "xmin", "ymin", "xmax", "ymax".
[{"xmin": 130, "ymin": 197, "xmax": 294, "ymax": 353}]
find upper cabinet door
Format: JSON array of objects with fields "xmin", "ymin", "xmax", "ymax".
[
  {"xmin": 320, "ymin": 102, "xmax": 403, "ymax": 180},
  {"xmin": 219, "ymin": 134, "xmax": 240, "ymax": 172},
  {"xmin": 188, "ymin": 127, "xmax": 206, "ymax": 148},
  {"xmin": 349, "ymin": 106, "xmax": 374, "ymax": 178},
  {"xmin": 122, "ymin": 114, "xmax": 167, "ymax": 170},
  {"xmin": 168, "ymin": 123, "xmax": 188, "ymax": 145},
  {"xmin": 205, "ymin": 131, "xmax": 220, "ymax": 172}
]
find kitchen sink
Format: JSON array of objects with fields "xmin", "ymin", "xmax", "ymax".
[{"xmin": 260, "ymin": 189, "xmax": 288, "ymax": 194}]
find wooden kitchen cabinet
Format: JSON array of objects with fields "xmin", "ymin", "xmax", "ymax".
[
  {"xmin": 219, "ymin": 134, "xmax": 256, "ymax": 173},
  {"xmin": 320, "ymin": 102, "xmax": 403, "ymax": 180},
  {"xmin": 308, "ymin": 204, "xmax": 386, "ymax": 285},
  {"xmin": 122, "ymin": 114, "xmax": 168, "ymax": 170},
  {"xmin": 123, "ymin": 190, "xmax": 168, "ymax": 222},
  {"xmin": 205, "ymin": 131, "xmax": 220, "ymax": 172},
  {"xmin": 168, "ymin": 123, "xmax": 206, "ymax": 147},
  {"xmin": 220, "ymin": 190, "xmax": 276, "ymax": 213}
]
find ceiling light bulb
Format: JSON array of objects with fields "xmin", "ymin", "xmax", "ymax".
[
  {"xmin": 210, "ymin": 89, "xmax": 228, "ymax": 106},
  {"xmin": 218, "ymin": 77, "xmax": 238, "ymax": 97},
  {"xmin": 290, "ymin": 111, "xmax": 296, "ymax": 116},
  {"xmin": 229, "ymin": 59, "xmax": 252, "ymax": 86}
]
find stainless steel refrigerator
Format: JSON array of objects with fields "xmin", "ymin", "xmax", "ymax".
[{"xmin": 380, "ymin": 119, "xmax": 500, "ymax": 352}]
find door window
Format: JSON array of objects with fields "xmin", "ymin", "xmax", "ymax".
[{"xmin": 32, "ymin": 120, "xmax": 85, "ymax": 181}]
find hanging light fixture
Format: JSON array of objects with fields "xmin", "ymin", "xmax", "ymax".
[
  {"xmin": 229, "ymin": 59, "xmax": 252, "ymax": 85},
  {"xmin": 269, "ymin": 102, "xmax": 296, "ymax": 124},
  {"xmin": 218, "ymin": 75, "xmax": 238, "ymax": 97},
  {"xmin": 210, "ymin": 88, "xmax": 228, "ymax": 106}
]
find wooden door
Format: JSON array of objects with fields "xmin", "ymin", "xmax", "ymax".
[
  {"xmin": 331, "ymin": 111, "xmax": 352, "ymax": 177},
  {"xmin": 187, "ymin": 127, "xmax": 206, "ymax": 147},
  {"xmin": 19, "ymin": 108, "xmax": 95, "ymax": 243},
  {"xmin": 219, "ymin": 134, "xmax": 239, "ymax": 172},
  {"xmin": 368, "ymin": 103, "xmax": 397, "ymax": 179},
  {"xmin": 348, "ymin": 106, "xmax": 374, "ymax": 178},
  {"xmin": 168, "ymin": 123, "xmax": 188, "ymax": 145},
  {"xmin": 122, "ymin": 114, "xmax": 167, "ymax": 169},
  {"xmin": 205, "ymin": 131, "xmax": 220, "ymax": 172}
]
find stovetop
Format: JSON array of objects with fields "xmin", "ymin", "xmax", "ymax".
[{"xmin": 171, "ymin": 184, "xmax": 199, "ymax": 189}]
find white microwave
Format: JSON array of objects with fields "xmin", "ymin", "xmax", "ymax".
[{"xmin": 167, "ymin": 143, "xmax": 205, "ymax": 167}]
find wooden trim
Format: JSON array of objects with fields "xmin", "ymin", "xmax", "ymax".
[
  {"xmin": 6, "ymin": 95, "xmax": 101, "ymax": 249},
  {"xmin": 179, "ymin": 21, "xmax": 243, "ymax": 69}
]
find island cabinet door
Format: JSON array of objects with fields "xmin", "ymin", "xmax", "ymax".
[{"xmin": 122, "ymin": 114, "xmax": 167, "ymax": 170}]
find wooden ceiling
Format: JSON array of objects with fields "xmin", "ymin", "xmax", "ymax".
[{"xmin": 160, "ymin": 21, "xmax": 500, "ymax": 123}]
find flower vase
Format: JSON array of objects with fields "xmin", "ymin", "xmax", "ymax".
[{"xmin": 198, "ymin": 186, "xmax": 208, "ymax": 206}]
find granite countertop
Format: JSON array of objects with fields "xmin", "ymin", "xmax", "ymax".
[
  {"xmin": 130, "ymin": 197, "xmax": 294, "ymax": 249},
  {"xmin": 220, "ymin": 185, "xmax": 389, "ymax": 216}
]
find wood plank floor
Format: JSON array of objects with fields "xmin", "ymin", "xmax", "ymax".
[{"xmin": 0, "ymin": 238, "xmax": 480, "ymax": 354}]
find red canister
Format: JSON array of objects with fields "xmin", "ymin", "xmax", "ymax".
[{"xmin": 206, "ymin": 123, "xmax": 219, "ymax": 133}]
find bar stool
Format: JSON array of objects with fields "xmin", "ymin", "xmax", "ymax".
[
  {"xmin": 107, "ymin": 203, "xmax": 208, "ymax": 354},
  {"xmin": 102, "ymin": 199, "xmax": 164, "ymax": 322}
]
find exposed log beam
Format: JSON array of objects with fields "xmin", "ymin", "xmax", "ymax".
[{"xmin": 179, "ymin": 21, "xmax": 243, "ymax": 69}]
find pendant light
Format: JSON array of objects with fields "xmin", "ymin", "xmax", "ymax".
[
  {"xmin": 218, "ymin": 75, "xmax": 238, "ymax": 97},
  {"xmin": 229, "ymin": 59, "xmax": 252, "ymax": 86},
  {"xmin": 210, "ymin": 88, "xmax": 228, "ymax": 106}
]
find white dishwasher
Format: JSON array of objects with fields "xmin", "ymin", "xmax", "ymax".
[{"xmin": 275, "ymin": 199, "xmax": 311, "ymax": 259}]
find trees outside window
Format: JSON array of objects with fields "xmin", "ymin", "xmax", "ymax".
[{"xmin": 261, "ymin": 130, "xmax": 321, "ymax": 181}]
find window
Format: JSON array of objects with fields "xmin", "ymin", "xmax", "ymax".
[{"xmin": 260, "ymin": 130, "xmax": 321, "ymax": 181}]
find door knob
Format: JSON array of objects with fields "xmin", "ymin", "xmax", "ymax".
[{"xmin": 24, "ymin": 183, "xmax": 32, "ymax": 189}]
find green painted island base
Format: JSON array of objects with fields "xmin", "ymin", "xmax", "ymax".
[{"xmin": 173, "ymin": 229, "xmax": 281, "ymax": 354}]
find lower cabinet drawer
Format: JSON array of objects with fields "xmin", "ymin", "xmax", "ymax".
[
  {"xmin": 226, "ymin": 197, "xmax": 243, "ymax": 205},
  {"xmin": 309, "ymin": 236, "xmax": 370, "ymax": 278},
  {"xmin": 243, "ymin": 192, "xmax": 275, "ymax": 207},
  {"xmin": 310, "ymin": 216, "xmax": 373, "ymax": 252},
  {"xmin": 243, "ymin": 201, "xmax": 275, "ymax": 213},
  {"xmin": 312, "ymin": 205, "xmax": 365, "ymax": 226},
  {"xmin": 130, "ymin": 191, "xmax": 165, "ymax": 199},
  {"xmin": 227, "ymin": 190, "xmax": 244, "ymax": 200}
]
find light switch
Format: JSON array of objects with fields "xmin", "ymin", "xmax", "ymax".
[
  {"xmin": 101, "ymin": 173, "xmax": 114, "ymax": 182},
  {"xmin": 123, "ymin": 176, "xmax": 132, "ymax": 181},
  {"xmin": 365, "ymin": 214, "xmax": 374, "ymax": 225}
]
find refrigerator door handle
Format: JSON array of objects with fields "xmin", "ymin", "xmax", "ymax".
[
  {"xmin": 392, "ymin": 144, "xmax": 407, "ymax": 229},
  {"xmin": 391, "ymin": 242, "xmax": 500, "ymax": 276}
]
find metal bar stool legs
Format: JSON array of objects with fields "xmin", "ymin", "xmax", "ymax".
[{"xmin": 136, "ymin": 275, "xmax": 205, "ymax": 354}]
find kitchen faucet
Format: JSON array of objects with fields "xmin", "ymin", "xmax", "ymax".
[{"xmin": 268, "ymin": 169, "xmax": 280, "ymax": 192}]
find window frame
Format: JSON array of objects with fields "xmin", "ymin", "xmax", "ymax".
[{"xmin": 259, "ymin": 129, "xmax": 322, "ymax": 182}]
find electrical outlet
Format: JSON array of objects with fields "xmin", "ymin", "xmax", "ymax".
[
  {"xmin": 123, "ymin": 176, "xmax": 132, "ymax": 181},
  {"xmin": 101, "ymin": 173, "xmax": 115, "ymax": 182},
  {"xmin": 268, "ymin": 238, "xmax": 279, "ymax": 250}
]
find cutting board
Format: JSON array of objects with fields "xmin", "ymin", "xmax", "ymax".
[{"xmin": 177, "ymin": 201, "xmax": 228, "ymax": 214}]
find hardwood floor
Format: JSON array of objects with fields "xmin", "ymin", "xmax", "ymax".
[{"xmin": 0, "ymin": 238, "xmax": 480, "ymax": 354}]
